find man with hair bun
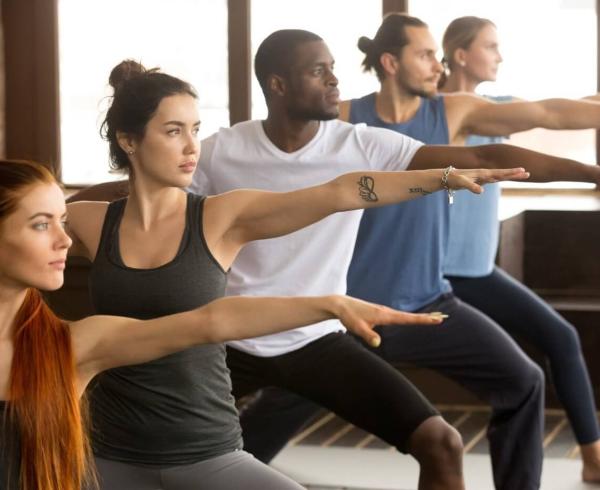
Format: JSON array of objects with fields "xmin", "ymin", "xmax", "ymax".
[{"xmin": 192, "ymin": 27, "xmax": 600, "ymax": 490}]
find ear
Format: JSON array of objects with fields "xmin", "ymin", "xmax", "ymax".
[
  {"xmin": 116, "ymin": 130, "xmax": 137, "ymax": 156},
  {"xmin": 268, "ymin": 74, "xmax": 286, "ymax": 97},
  {"xmin": 380, "ymin": 52, "xmax": 399, "ymax": 77},
  {"xmin": 454, "ymin": 48, "xmax": 468, "ymax": 68}
]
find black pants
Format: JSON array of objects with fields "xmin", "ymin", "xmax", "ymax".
[
  {"xmin": 231, "ymin": 294, "xmax": 545, "ymax": 490},
  {"xmin": 449, "ymin": 266, "xmax": 600, "ymax": 444},
  {"xmin": 227, "ymin": 332, "xmax": 439, "ymax": 455}
]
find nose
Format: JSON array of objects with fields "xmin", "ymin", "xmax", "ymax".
[
  {"xmin": 185, "ymin": 131, "xmax": 200, "ymax": 156},
  {"xmin": 326, "ymin": 69, "xmax": 338, "ymax": 87},
  {"xmin": 433, "ymin": 58, "xmax": 444, "ymax": 74},
  {"xmin": 55, "ymin": 224, "xmax": 73, "ymax": 251}
]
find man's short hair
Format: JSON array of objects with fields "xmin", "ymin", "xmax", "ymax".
[{"xmin": 255, "ymin": 29, "xmax": 323, "ymax": 98}]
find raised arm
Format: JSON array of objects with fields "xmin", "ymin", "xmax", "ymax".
[
  {"xmin": 408, "ymin": 144, "xmax": 600, "ymax": 184},
  {"xmin": 72, "ymin": 295, "xmax": 445, "ymax": 383},
  {"xmin": 204, "ymin": 166, "xmax": 528, "ymax": 267},
  {"xmin": 451, "ymin": 94, "xmax": 600, "ymax": 138}
]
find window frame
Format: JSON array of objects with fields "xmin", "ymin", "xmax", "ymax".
[
  {"xmin": 3, "ymin": 0, "xmax": 61, "ymax": 177},
  {"xmin": 3, "ymin": 0, "xmax": 598, "ymax": 183}
]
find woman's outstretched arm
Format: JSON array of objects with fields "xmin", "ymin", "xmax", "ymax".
[
  {"xmin": 71, "ymin": 295, "xmax": 444, "ymax": 384},
  {"xmin": 203, "ymin": 166, "xmax": 528, "ymax": 267}
]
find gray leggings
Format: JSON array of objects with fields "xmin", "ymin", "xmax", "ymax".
[{"xmin": 93, "ymin": 450, "xmax": 305, "ymax": 490}]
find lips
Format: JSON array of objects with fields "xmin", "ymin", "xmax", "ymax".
[
  {"xmin": 179, "ymin": 162, "xmax": 197, "ymax": 173},
  {"xmin": 49, "ymin": 259, "xmax": 66, "ymax": 270},
  {"xmin": 325, "ymin": 89, "xmax": 340, "ymax": 103}
]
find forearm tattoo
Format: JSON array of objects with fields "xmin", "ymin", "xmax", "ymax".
[
  {"xmin": 409, "ymin": 187, "xmax": 432, "ymax": 196},
  {"xmin": 357, "ymin": 176, "xmax": 378, "ymax": 202}
]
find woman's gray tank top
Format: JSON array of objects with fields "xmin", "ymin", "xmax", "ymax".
[{"xmin": 88, "ymin": 192, "xmax": 242, "ymax": 466}]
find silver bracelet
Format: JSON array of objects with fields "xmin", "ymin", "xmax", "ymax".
[{"xmin": 441, "ymin": 165, "xmax": 455, "ymax": 205}]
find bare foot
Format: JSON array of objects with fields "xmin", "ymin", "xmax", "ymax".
[{"xmin": 581, "ymin": 441, "xmax": 600, "ymax": 483}]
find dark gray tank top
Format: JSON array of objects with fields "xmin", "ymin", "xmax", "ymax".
[
  {"xmin": 0, "ymin": 400, "xmax": 19, "ymax": 489},
  {"xmin": 88, "ymin": 192, "xmax": 242, "ymax": 466}
]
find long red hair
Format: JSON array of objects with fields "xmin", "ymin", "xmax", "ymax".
[{"xmin": 0, "ymin": 160, "xmax": 94, "ymax": 490}]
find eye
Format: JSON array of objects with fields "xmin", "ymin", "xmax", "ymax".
[
  {"xmin": 192, "ymin": 127, "xmax": 200, "ymax": 136},
  {"xmin": 33, "ymin": 222, "xmax": 49, "ymax": 231},
  {"xmin": 61, "ymin": 219, "xmax": 68, "ymax": 229},
  {"xmin": 167, "ymin": 128, "xmax": 181, "ymax": 135}
]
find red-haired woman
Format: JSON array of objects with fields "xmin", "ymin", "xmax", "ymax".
[{"xmin": 0, "ymin": 159, "xmax": 447, "ymax": 490}]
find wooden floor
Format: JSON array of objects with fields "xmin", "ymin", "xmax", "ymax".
[{"xmin": 270, "ymin": 405, "xmax": 599, "ymax": 490}]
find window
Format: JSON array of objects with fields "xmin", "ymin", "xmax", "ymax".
[
  {"xmin": 58, "ymin": 0, "xmax": 228, "ymax": 184},
  {"xmin": 251, "ymin": 0, "xmax": 381, "ymax": 119},
  {"xmin": 411, "ymin": 0, "xmax": 597, "ymax": 188}
]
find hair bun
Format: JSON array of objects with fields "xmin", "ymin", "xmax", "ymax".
[
  {"xmin": 357, "ymin": 36, "xmax": 374, "ymax": 54},
  {"xmin": 108, "ymin": 59, "xmax": 147, "ymax": 89}
]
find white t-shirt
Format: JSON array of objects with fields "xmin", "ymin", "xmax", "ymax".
[{"xmin": 191, "ymin": 119, "xmax": 423, "ymax": 356}]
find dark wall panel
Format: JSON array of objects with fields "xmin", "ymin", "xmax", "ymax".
[{"xmin": 3, "ymin": 0, "xmax": 60, "ymax": 173}]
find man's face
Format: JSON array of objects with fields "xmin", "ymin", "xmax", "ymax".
[
  {"xmin": 283, "ymin": 40, "xmax": 340, "ymax": 121},
  {"xmin": 394, "ymin": 26, "xmax": 444, "ymax": 98}
]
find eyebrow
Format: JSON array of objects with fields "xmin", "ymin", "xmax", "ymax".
[
  {"xmin": 314, "ymin": 59, "xmax": 334, "ymax": 66},
  {"xmin": 28, "ymin": 212, "xmax": 67, "ymax": 220},
  {"xmin": 163, "ymin": 120, "xmax": 201, "ymax": 127}
]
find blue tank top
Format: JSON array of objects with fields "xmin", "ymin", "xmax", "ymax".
[
  {"xmin": 347, "ymin": 93, "xmax": 452, "ymax": 311},
  {"xmin": 443, "ymin": 95, "xmax": 513, "ymax": 277}
]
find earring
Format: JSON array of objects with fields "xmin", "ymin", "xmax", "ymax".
[{"xmin": 127, "ymin": 150, "xmax": 134, "ymax": 155}]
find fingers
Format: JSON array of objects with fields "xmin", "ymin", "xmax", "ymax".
[
  {"xmin": 464, "ymin": 181, "xmax": 484, "ymax": 194},
  {"xmin": 351, "ymin": 321, "xmax": 382, "ymax": 348},
  {"xmin": 509, "ymin": 171, "xmax": 530, "ymax": 181},
  {"xmin": 384, "ymin": 310, "xmax": 446, "ymax": 325},
  {"xmin": 348, "ymin": 308, "xmax": 447, "ymax": 349},
  {"xmin": 450, "ymin": 174, "xmax": 483, "ymax": 194},
  {"xmin": 493, "ymin": 167, "xmax": 526, "ymax": 176},
  {"xmin": 458, "ymin": 167, "xmax": 530, "ymax": 185},
  {"xmin": 369, "ymin": 334, "xmax": 381, "ymax": 348},
  {"xmin": 364, "ymin": 310, "xmax": 447, "ymax": 348},
  {"xmin": 487, "ymin": 167, "xmax": 530, "ymax": 182}
]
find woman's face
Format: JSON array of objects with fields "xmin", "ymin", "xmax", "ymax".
[
  {"xmin": 130, "ymin": 93, "xmax": 201, "ymax": 188},
  {"xmin": 463, "ymin": 24, "xmax": 503, "ymax": 83},
  {"xmin": 0, "ymin": 183, "xmax": 71, "ymax": 291}
]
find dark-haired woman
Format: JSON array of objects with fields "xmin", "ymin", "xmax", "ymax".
[
  {"xmin": 438, "ymin": 16, "xmax": 600, "ymax": 483},
  {"xmin": 63, "ymin": 59, "xmax": 517, "ymax": 489},
  {"xmin": 0, "ymin": 158, "xmax": 444, "ymax": 490}
]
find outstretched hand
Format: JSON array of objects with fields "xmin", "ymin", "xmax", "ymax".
[
  {"xmin": 448, "ymin": 167, "xmax": 530, "ymax": 194},
  {"xmin": 333, "ymin": 296, "xmax": 446, "ymax": 348}
]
